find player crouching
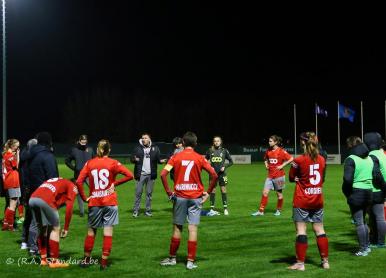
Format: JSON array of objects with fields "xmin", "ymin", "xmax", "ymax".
[
  {"xmin": 29, "ymin": 177, "xmax": 78, "ymax": 268},
  {"xmin": 160, "ymin": 132, "xmax": 218, "ymax": 270}
]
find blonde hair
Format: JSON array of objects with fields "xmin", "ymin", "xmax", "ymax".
[
  {"xmin": 3, "ymin": 139, "xmax": 19, "ymax": 155},
  {"xmin": 96, "ymin": 139, "xmax": 111, "ymax": 157},
  {"xmin": 301, "ymin": 132, "xmax": 319, "ymax": 161}
]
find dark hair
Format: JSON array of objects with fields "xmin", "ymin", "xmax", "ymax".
[
  {"xmin": 300, "ymin": 132, "xmax": 319, "ymax": 161},
  {"xmin": 346, "ymin": 136, "xmax": 362, "ymax": 149},
  {"xmin": 96, "ymin": 139, "xmax": 111, "ymax": 157},
  {"xmin": 183, "ymin": 132, "xmax": 197, "ymax": 148},
  {"xmin": 142, "ymin": 133, "xmax": 151, "ymax": 139},
  {"xmin": 382, "ymin": 140, "xmax": 386, "ymax": 151},
  {"xmin": 172, "ymin": 137, "xmax": 183, "ymax": 147},
  {"xmin": 36, "ymin": 132, "xmax": 52, "ymax": 147},
  {"xmin": 269, "ymin": 135, "xmax": 282, "ymax": 147},
  {"xmin": 79, "ymin": 134, "xmax": 88, "ymax": 141}
]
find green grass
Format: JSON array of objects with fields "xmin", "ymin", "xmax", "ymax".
[{"xmin": 1, "ymin": 163, "xmax": 385, "ymax": 277}]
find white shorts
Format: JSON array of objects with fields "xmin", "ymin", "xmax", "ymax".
[{"xmin": 264, "ymin": 176, "xmax": 285, "ymax": 191}]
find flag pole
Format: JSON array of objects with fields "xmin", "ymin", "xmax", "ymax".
[
  {"xmin": 294, "ymin": 104, "xmax": 297, "ymax": 156},
  {"xmin": 360, "ymin": 101, "xmax": 364, "ymax": 140},
  {"xmin": 337, "ymin": 101, "xmax": 341, "ymax": 155},
  {"xmin": 315, "ymin": 103, "xmax": 318, "ymax": 136}
]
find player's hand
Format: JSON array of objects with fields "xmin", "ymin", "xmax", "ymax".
[
  {"xmin": 201, "ymin": 192, "xmax": 209, "ymax": 204},
  {"xmin": 276, "ymin": 165, "xmax": 284, "ymax": 170},
  {"xmin": 294, "ymin": 177, "xmax": 299, "ymax": 182},
  {"xmin": 168, "ymin": 192, "xmax": 177, "ymax": 202},
  {"xmin": 107, "ymin": 184, "xmax": 115, "ymax": 195},
  {"xmin": 220, "ymin": 167, "xmax": 225, "ymax": 172},
  {"xmin": 160, "ymin": 159, "xmax": 167, "ymax": 163},
  {"xmin": 134, "ymin": 156, "xmax": 140, "ymax": 162},
  {"xmin": 60, "ymin": 229, "xmax": 68, "ymax": 238}
]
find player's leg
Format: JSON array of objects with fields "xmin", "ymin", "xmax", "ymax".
[
  {"xmin": 220, "ymin": 173, "xmax": 229, "ymax": 215},
  {"xmin": 100, "ymin": 226, "xmax": 113, "ymax": 270},
  {"xmin": 161, "ymin": 197, "xmax": 186, "ymax": 266},
  {"xmin": 145, "ymin": 177, "xmax": 155, "ymax": 216},
  {"xmin": 384, "ymin": 201, "xmax": 386, "ymax": 221},
  {"xmin": 133, "ymin": 176, "xmax": 146, "ymax": 217},
  {"xmin": 252, "ymin": 179, "xmax": 271, "ymax": 216},
  {"xmin": 371, "ymin": 203, "xmax": 386, "ymax": 247},
  {"xmin": 312, "ymin": 221, "xmax": 329, "ymax": 269},
  {"xmin": 209, "ymin": 178, "xmax": 217, "ymax": 212},
  {"xmin": 81, "ymin": 205, "xmax": 99, "ymax": 267},
  {"xmin": 288, "ymin": 220, "xmax": 307, "ymax": 271},
  {"xmin": 186, "ymin": 198, "xmax": 202, "ymax": 269},
  {"xmin": 3, "ymin": 188, "xmax": 19, "ymax": 230},
  {"xmin": 274, "ymin": 177, "xmax": 285, "ymax": 215}
]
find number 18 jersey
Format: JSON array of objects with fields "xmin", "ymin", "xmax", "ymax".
[
  {"xmin": 76, "ymin": 157, "xmax": 133, "ymax": 207},
  {"xmin": 167, "ymin": 148, "xmax": 214, "ymax": 199},
  {"xmin": 289, "ymin": 154, "xmax": 326, "ymax": 209}
]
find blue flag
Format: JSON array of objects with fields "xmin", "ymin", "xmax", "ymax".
[
  {"xmin": 315, "ymin": 105, "xmax": 328, "ymax": 117},
  {"xmin": 339, "ymin": 104, "xmax": 355, "ymax": 123}
]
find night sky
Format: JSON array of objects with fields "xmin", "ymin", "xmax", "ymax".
[{"xmin": 1, "ymin": 1, "xmax": 385, "ymax": 145}]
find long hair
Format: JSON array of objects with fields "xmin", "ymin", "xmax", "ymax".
[
  {"xmin": 301, "ymin": 132, "xmax": 319, "ymax": 161},
  {"xmin": 346, "ymin": 136, "xmax": 362, "ymax": 149},
  {"xmin": 3, "ymin": 139, "xmax": 19, "ymax": 155},
  {"xmin": 96, "ymin": 139, "xmax": 111, "ymax": 157},
  {"xmin": 269, "ymin": 135, "xmax": 283, "ymax": 148}
]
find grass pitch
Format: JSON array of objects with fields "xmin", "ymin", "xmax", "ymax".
[{"xmin": 1, "ymin": 163, "xmax": 385, "ymax": 277}]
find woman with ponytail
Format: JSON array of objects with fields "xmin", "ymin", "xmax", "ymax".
[
  {"xmin": 2, "ymin": 139, "xmax": 20, "ymax": 231},
  {"xmin": 76, "ymin": 139, "xmax": 134, "ymax": 270},
  {"xmin": 288, "ymin": 132, "xmax": 329, "ymax": 271}
]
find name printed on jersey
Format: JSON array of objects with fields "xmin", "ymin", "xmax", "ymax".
[
  {"xmin": 40, "ymin": 183, "xmax": 56, "ymax": 193},
  {"xmin": 175, "ymin": 183, "xmax": 199, "ymax": 191}
]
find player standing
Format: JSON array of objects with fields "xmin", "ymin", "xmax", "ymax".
[
  {"xmin": 2, "ymin": 139, "xmax": 20, "ymax": 231},
  {"xmin": 251, "ymin": 135, "xmax": 293, "ymax": 216},
  {"xmin": 77, "ymin": 139, "xmax": 134, "ymax": 270},
  {"xmin": 29, "ymin": 177, "xmax": 77, "ymax": 268},
  {"xmin": 205, "ymin": 136, "xmax": 233, "ymax": 216},
  {"xmin": 288, "ymin": 132, "xmax": 329, "ymax": 271},
  {"xmin": 160, "ymin": 132, "xmax": 218, "ymax": 270}
]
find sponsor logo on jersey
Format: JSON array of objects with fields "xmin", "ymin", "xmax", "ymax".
[
  {"xmin": 211, "ymin": 157, "xmax": 223, "ymax": 163},
  {"xmin": 269, "ymin": 158, "xmax": 278, "ymax": 164},
  {"xmin": 176, "ymin": 183, "xmax": 199, "ymax": 191},
  {"xmin": 304, "ymin": 187, "xmax": 322, "ymax": 195},
  {"xmin": 40, "ymin": 183, "xmax": 56, "ymax": 193},
  {"xmin": 90, "ymin": 189, "xmax": 113, "ymax": 198}
]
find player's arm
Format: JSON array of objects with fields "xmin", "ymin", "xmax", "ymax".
[
  {"xmin": 161, "ymin": 163, "xmax": 174, "ymax": 197},
  {"xmin": 75, "ymin": 165, "xmax": 89, "ymax": 202},
  {"xmin": 202, "ymin": 160, "xmax": 218, "ymax": 193},
  {"xmin": 263, "ymin": 151, "xmax": 269, "ymax": 170},
  {"xmin": 64, "ymin": 149, "xmax": 76, "ymax": 171},
  {"xmin": 288, "ymin": 160, "xmax": 299, "ymax": 182},
  {"xmin": 370, "ymin": 155, "xmax": 386, "ymax": 191},
  {"xmin": 62, "ymin": 197, "xmax": 75, "ymax": 237},
  {"xmin": 205, "ymin": 149, "xmax": 211, "ymax": 161},
  {"xmin": 113, "ymin": 163, "xmax": 134, "ymax": 186},
  {"xmin": 278, "ymin": 153, "xmax": 294, "ymax": 170},
  {"xmin": 342, "ymin": 158, "xmax": 355, "ymax": 198},
  {"xmin": 225, "ymin": 150, "xmax": 233, "ymax": 169},
  {"xmin": 130, "ymin": 147, "xmax": 139, "ymax": 163}
]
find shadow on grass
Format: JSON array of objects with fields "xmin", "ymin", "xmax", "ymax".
[
  {"xmin": 153, "ymin": 255, "xmax": 209, "ymax": 265},
  {"xmin": 270, "ymin": 255, "xmax": 318, "ymax": 266},
  {"xmin": 330, "ymin": 241, "xmax": 356, "ymax": 253}
]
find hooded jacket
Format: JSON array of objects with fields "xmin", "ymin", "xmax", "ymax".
[
  {"xmin": 130, "ymin": 139, "xmax": 162, "ymax": 180},
  {"xmin": 342, "ymin": 143, "xmax": 383, "ymax": 197},
  {"xmin": 364, "ymin": 132, "xmax": 386, "ymax": 191},
  {"xmin": 28, "ymin": 144, "xmax": 59, "ymax": 191},
  {"xmin": 65, "ymin": 143, "xmax": 94, "ymax": 178}
]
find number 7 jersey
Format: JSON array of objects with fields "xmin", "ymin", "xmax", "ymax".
[
  {"xmin": 76, "ymin": 157, "xmax": 134, "ymax": 207},
  {"xmin": 289, "ymin": 154, "xmax": 326, "ymax": 209},
  {"xmin": 167, "ymin": 148, "xmax": 215, "ymax": 199}
]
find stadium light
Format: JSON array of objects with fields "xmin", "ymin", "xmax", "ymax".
[{"xmin": 2, "ymin": 0, "xmax": 6, "ymax": 144}]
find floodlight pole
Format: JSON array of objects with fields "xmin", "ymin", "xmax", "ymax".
[{"xmin": 2, "ymin": 0, "xmax": 6, "ymax": 144}]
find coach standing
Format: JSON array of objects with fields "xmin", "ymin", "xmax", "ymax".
[
  {"xmin": 65, "ymin": 134, "xmax": 94, "ymax": 217},
  {"xmin": 131, "ymin": 133, "xmax": 166, "ymax": 217}
]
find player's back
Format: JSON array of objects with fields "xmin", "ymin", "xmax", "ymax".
[
  {"xmin": 296, "ymin": 154, "xmax": 325, "ymax": 188},
  {"xmin": 171, "ymin": 148, "xmax": 206, "ymax": 199},
  {"xmin": 86, "ymin": 157, "xmax": 119, "ymax": 191}
]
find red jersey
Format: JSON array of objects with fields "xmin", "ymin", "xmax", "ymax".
[
  {"xmin": 2, "ymin": 151, "xmax": 20, "ymax": 189},
  {"xmin": 31, "ymin": 178, "xmax": 77, "ymax": 230},
  {"xmin": 289, "ymin": 154, "xmax": 326, "ymax": 209},
  {"xmin": 264, "ymin": 147, "xmax": 293, "ymax": 178},
  {"xmin": 166, "ymin": 148, "xmax": 217, "ymax": 199},
  {"xmin": 76, "ymin": 157, "xmax": 134, "ymax": 207}
]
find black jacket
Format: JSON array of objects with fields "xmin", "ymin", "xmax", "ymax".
[
  {"xmin": 28, "ymin": 144, "xmax": 59, "ymax": 191},
  {"xmin": 65, "ymin": 144, "xmax": 94, "ymax": 178},
  {"xmin": 342, "ymin": 143, "xmax": 384, "ymax": 197},
  {"xmin": 364, "ymin": 132, "xmax": 386, "ymax": 191},
  {"xmin": 131, "ymin": 142, "xmax": 162, "ymax": 180}
]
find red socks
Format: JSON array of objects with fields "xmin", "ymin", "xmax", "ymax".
[
  {"xmin": 187, "ymin": 241, "xmax": 197, "ymax": 261},
  {"xmin": 49, "ymin": 239, "xmax": 59, "ymax": 259},
  {"xmin": 316, "ymin": 234, "xmax": 329, "ymax": 259},
  {"xmin": 18, "ymin": 205, "xmax": 24, "ymax": 218},
  {"xmin": 84, "ymin": 235, "xmax": 95, "ymax": 254},
  {"xmin": 38, "ymin": 235, "xmax": 48, "ymax": 257},
  {"xmin": 295, "ymin": 235, "xmax": 308, "ymax": 262},
  {"xmin": 277, "ymin": 198, "xmax": 284, "ymax": 211},
  {"xmin": 169, "ymin": 237, "xmax": 181, "ymax": 257},
  {"xmin": 3, "ymin": 208, "xmax": 15, "ymax": 229},
  {"xmin": 259, "ymin": 196, "xmax": 268, "ymax": 212},
  {"xmin": 102, "ymin": 236, "xmax": 113, "ymax": 266}
]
